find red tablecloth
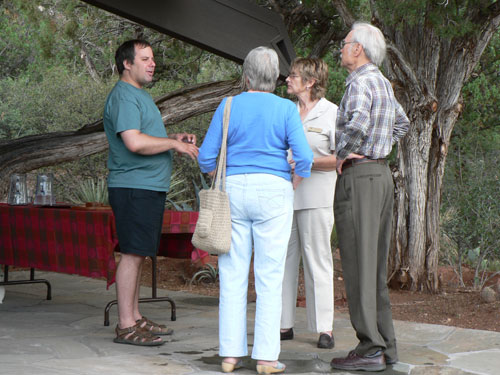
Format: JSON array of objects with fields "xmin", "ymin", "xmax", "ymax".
[
  {"xmin": 158, "ymin": 210, "xmax": 199, "ymax": 259},
  {"xmin": 0, "ymin": 204, "xmax": 199, "ymax": 288}
]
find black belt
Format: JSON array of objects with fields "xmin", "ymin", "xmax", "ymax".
[{"xmin": 342, "ymin": 158, "xmax": 386, "ymax": 171}]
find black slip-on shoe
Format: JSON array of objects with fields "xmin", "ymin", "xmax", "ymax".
[
  {"xmin": 317, "ymin": 333, "xmax": 335, "ymax": 349},
  {"xmin": 280, "ymin": 328, "xmax": 293, "ymax": 340}
]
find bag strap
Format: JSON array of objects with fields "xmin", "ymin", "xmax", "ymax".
[{"xmin": 211, "ymin": 96, "xmax": 233, "ymax": 192}]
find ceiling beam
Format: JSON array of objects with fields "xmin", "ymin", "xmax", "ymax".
[{"xmin": 81, "ymin": 0, "xmax": 296, "ymax": 78}]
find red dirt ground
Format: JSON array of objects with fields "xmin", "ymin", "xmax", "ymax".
[{"xmin": 140, "ymin": 253, "xmax": 500, "ymax": 333}]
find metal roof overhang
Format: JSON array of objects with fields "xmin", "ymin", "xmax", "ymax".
[{"xmin": 81, "ymin": 0, "xmax": 296, "ymax": 78}]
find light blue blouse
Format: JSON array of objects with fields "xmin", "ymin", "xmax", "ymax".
[{"xmin": 198, "ymin": 92, "xmax": 313, "ymax": 181}]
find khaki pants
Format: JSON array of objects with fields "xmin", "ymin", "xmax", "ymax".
[
  {"xmin": 281, "ymin": 206, "xmax": 334, "ymax": 333},
  {"xmin": 334, "ymin": 162, "xmax": 397, "ymax": 359}
]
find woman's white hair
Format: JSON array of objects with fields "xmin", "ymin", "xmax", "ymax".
[
  {"xmin": 243, "ymin": 46, "xmax": 280, "ymax": 92},
  {"xmin": 351, "ymin": 22, "xmax": 386, "ymax": 66}
]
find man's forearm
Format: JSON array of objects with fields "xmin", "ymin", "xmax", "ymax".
[{"xmin": 122, "ymin": 131, "xmax": 180, "ymax": 155}]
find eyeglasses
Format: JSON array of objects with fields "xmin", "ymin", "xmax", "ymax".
[{"xmin": 340, "ymin": 40, "xmax": 357, "ymax": 48}]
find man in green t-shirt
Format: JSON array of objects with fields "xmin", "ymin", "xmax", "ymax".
[{"xmin": 104, "ymin": 39, "xmax": 198, "ymax": 346}]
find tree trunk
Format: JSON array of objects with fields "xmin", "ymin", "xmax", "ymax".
[
  {"xmin": 0, "ymin": 78, "xmax": 242, "ymax": 195},
  {"xmin": 383, "ymin": 20, "xmax": 500, "ymax": 292}
]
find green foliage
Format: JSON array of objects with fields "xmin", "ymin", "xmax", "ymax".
[
  {"xmin": 258, "ymin": 0, "xmax": 350, "ymax": 58},
  {"xmin": 0, "ymin": 2, "xmax": 42, "ymax": 78},
  {"xmin": 440, "ymin": 125, "xmax": 500, "ymax": 289},
  {"xmin": 165, "ymin": 170, "xmax": 196, "ymax": 211},
  {"xmin": 440, "ymin": 30, "xmax": 500, "ymax": 288},
  {"xmin": 0, "ymin": 66, "xmax": 113, "ymax": 138},
  {"xmin": 191, "ymin": 173, "xmax": 211, "ymax": 212},
  {"xmin": 323, "ymin": 53, "xmax": 349, "ymax": 105},
  {"xmin": 68, "ymin": 176, "xmax": 108, "ymax": 205},
  {"xmin": 459, "ymin": 29, "xmax": 500, "ymax": 134},
  {"xmin": 190, "ymin": 264, "xmax": 219, "ymax": 285},
  {"xmin": 14, "ymin": 0, "xmax": 132, "ymax": 80},
  {"xmin": 47, "ymin": 153, "xmax": 108, "ymax": 203},
  {"xmin": 374, "ymin": 0, "xmax": 489, "ymax": 38}
]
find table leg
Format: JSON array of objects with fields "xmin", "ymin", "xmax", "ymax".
[
  {"xmin": 103, "ymin": 256, "xmax": 176, "ymax": 326},
  {"xmin": 0, "ymin": 265, "xmax": 52, "ymax": 300}
]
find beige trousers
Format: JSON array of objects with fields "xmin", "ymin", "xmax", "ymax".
[{"xmin": 281, "ymin": 206, "xmax": 334, "ymax": 333}]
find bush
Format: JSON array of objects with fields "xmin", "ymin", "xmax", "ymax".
[
  {"xmin": 440, "ymin": 29, "xmax": 500, "ymax": 289},
  {"xmin": 441, "ymin": 131, "xmax": 500, "ymax": 289},
  {"xmin": 190, "ymin": 264, "xmax": 219, "ymax": 285},
  {"xmin": 68, "ymin": 176, "xmax": 108, "ymax": 205},
  {"xmin": 0, "ymin": 66, "xmax": 113, "ymax": 139}
]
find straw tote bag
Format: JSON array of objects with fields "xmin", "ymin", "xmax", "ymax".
[{"xmin": 192, "ymin": 97, "xmax": 233, "ymax": 255}]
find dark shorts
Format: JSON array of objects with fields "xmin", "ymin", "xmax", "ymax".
[{"xmin": 108, "ymin": 187, "xmax": 166, "ymax": 257}]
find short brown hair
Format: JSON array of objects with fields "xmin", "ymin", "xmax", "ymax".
[
  {"xmin": 115, "ymin": 39, "xmax": 152, "ymax": 75},
  {"xmin": 291, "ymin": 58, "xmax": 328, "ymax": 101}
]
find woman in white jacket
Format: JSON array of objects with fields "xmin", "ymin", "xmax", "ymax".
[{"xmin": 281, "ymin": 57, "xmax": 338, "ymax": 350}]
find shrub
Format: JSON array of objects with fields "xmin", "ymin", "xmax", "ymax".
[
  {"xmin": 441, "ymin": 131, "xmax": 500, "ymax": 289},
  {"xmin": 68, "ymin": 176, "xmax": 108, "ymax": 205},
  {"xmin": 189, "ymin": 264, "xmax": 219, "ymax": 285}
]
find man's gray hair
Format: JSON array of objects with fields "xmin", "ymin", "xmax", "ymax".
[
  {"xmin": 243, "ymin": 46, "xmax": 280, "ymax": 92},
  {"xmin": 351, "ymin": 22, "xmax": 386, "ymax": 66}
]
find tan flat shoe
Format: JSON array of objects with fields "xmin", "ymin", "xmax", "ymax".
[
  {"xmin": 221, "ymin": 359, "xmax": 243, "ymax": 373},
  {"xmin": 256, "ymin": 361, "xmax": 286, "ymax": 374}
]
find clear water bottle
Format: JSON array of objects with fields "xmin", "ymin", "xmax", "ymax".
[
  {"xmin": 34, "ymin": 173, "xmax": 56, "ymax": 206},
  {"xmin": 7, "ymin": 173, "xmax": 28, "ymax": 205}
]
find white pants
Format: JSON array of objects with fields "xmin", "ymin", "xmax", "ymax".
[
  {"xmin": 281, "ymin": 207, "xmax": 334, "ymax": 333},
  {"xmin": 219, "ymin": 174, "xmax": 294, "ymax": 360}
]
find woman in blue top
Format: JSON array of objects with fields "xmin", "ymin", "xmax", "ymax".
[{"xmin": 198, "ymin": 46, "xmax": 313, "ymax": 374}]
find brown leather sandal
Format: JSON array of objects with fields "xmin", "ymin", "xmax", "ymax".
[
  {"xmin": 113, "ymin": 324, "xmax": 165, "ymax": 346},
  {"xmin": 136, "ymin": 316, "xmax": 174, "ymax": 336}
]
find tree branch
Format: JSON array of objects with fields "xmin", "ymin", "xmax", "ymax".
[
  {"xmin": 468, "ymin": 13, "xmax": 500, "ymax": 79},
  {"xmin": 0, "ymin": 79, "xmax": 243, "ymax": 185},
  {"xmin": 308, "ymin": 22, "xmax": 339, "ymax": 58},
  {"xmin": 369, "ymin": 0, "xmax": 390, "ymax": 34},
  {"xmin": 80, "ymin": 43, "xmax": 101, "ymax": 83},
  {"xmin": 385, "ymin": 42, "xmax": 424, "ymax": 96},
  {"xmin": 331, "ymin": 0, "xmax": 356, "ymax": 28},
  {"xmin": 471, "ymin": 0, "xmax": 500, "ymax": 24}
]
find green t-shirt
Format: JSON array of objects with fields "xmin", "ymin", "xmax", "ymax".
[{"xmin": 103, "ymin": 80, "xmax": 172, "ymax": 191}]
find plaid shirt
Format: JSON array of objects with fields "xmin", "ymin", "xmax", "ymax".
[{"xmin": 335, "ymin": 63, "xmax": 409, "ymax": 160}]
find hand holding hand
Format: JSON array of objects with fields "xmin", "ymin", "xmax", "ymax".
[
  {"xmin": 172, "ymin": 132, "xmax": 197, "ymax": 145},
  {"xmin": 173, "ymin": 140, "xmax": 199, "ymax": 160}
]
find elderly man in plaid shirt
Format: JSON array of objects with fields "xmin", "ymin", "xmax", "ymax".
[{"xmin": 330, "ymin": 22, "xmax": 409, "ymax": 372}]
